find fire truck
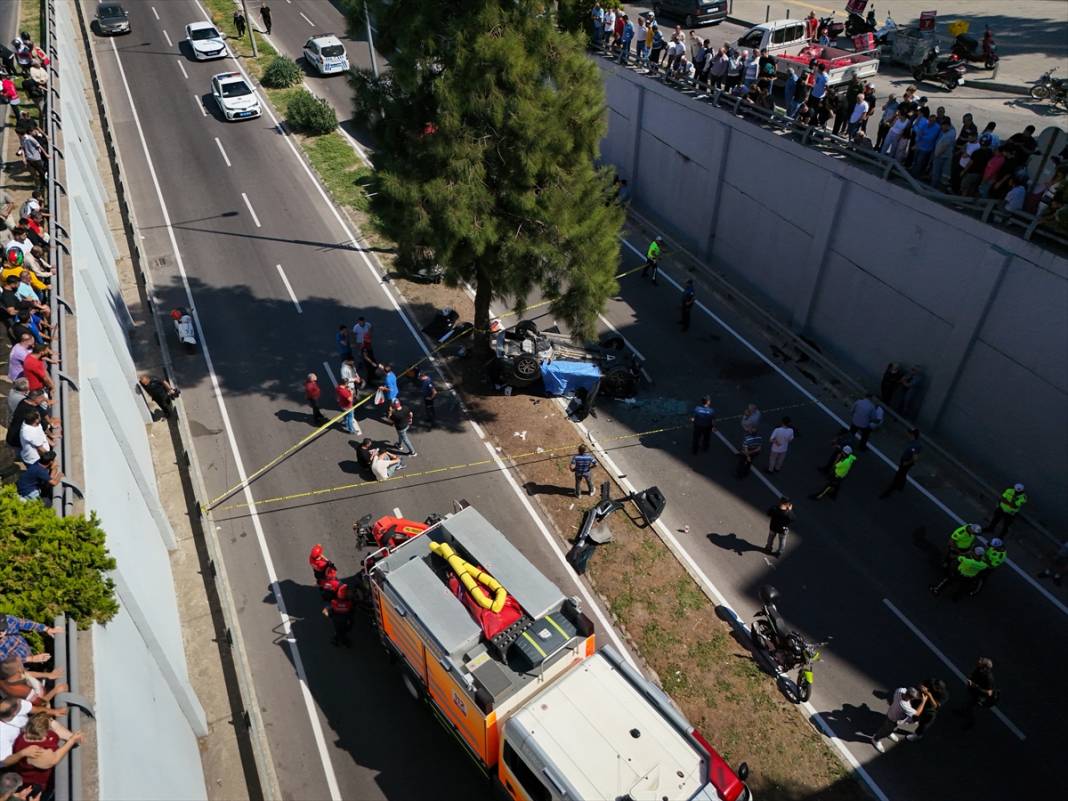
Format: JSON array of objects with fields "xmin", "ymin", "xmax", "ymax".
[{"xmin": 355, "ymin": 503, "xmax": 752, "ymax": 801}]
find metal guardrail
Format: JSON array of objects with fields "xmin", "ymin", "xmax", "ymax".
[
  {"xmin": 41, "ymin": 1, "xmax": 82, "ymax": 798},
  {"xmin": 603, "ymin": 54, "xmax": 1068, "ymax": 251}
]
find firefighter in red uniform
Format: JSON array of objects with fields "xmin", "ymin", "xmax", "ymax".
[
  {"xmin": 325, "ymin": 583, "xmax": 354, "ymax": 647},
  {"xmin": 308, "ymin": 544, "xmax": 332, "ymax": 583}
]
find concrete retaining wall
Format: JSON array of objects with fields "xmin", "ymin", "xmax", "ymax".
[
  {"xmin": 598, "ymin": 61, "xmax": 1068, "ymax": 529},
  {"xmin": 55, "ymin": 3, "xmax": 209, "ymax": 799}
]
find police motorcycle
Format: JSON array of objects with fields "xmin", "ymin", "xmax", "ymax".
[{"xmin": 749, "ymin": 586, "xmax": 828, "ymax": 703}]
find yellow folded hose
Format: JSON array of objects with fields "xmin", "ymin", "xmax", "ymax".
[{"xmin": 430, "ymin": 541, "xmax": 508, "ymax": 612}]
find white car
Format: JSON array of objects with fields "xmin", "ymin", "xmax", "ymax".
[
  {"xmin": 302, "ymin": 34, "xmax": 349, "ymax": 75},
  {"xmin": 211, "ymin": 72, "xmax": 261, "ymax": 121},
  {"xmin": 185, "ymin": 21, "xmax": 227, "ymax": 60}
]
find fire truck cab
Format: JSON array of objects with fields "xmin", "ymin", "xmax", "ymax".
[{"xmin": 362, "ymin": 505, "xmax": 750, "ymax": 801}]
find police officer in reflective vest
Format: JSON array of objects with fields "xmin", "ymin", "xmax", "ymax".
[
  {"xmin": 984, "ymin": 483, "xmax": 1027, "ymax": 537},
  {"xmin": 641, "ymin": 235, "xmax": 663, "ymax": 284},
  {"xmin": 972, "ymin": 538, "xmax": 1007, "ymax": 596},
  {"xmin": 324, "ymin": 583, "xmax": 354, "ymax": 647},
  {"xmin": 944, "ymin": 523, "xmax": 981, "ymax": 567},
  {"xmin": 931, "ymin": 546, "xmax": 989, "ymax": 598},
  {"xmin": 691, "ymin": 396, "xmax": 716, "ymax": 454},
  {"xmin": 810, "ymin": 445, "xmax": 855, "ymax": 501}
]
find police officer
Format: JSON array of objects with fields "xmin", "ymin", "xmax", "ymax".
[
  {"xmin": 641, "ymin": 235, "xmax": 663, "ymax": 283},
  {"xmin": 324, "ymin": 583, "xmax": 354, "ymax": 647},
  {"xmin": 931, "ymin": 545, "xmax": 988, "ymax": 598},
  {"xmin": 944, "ymin": 523, "xmax": 981, "ymax": 567},
  {"xmin": 809, "ymin": 445, "xmax": 855, "ymax": 501},
  {"xmin": 419, "ymin": 371, "xmax": 438, "ymax": 429},
  {"xmin": 690, "ymin": 396, "xmax": 716, "ymax": 454},
  {"xmin": 984, "ymin": 483, "xmax": 1027, "ymax": 537},
  {"xmin": 680, "ymin": 279, "xmax": 695, "ymax": 331},
  {"xmin": 973, "ymin": 538, "xmax": 1007, "ymax": 595}
]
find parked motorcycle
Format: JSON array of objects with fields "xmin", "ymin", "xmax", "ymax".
[
  {"xmin": 845, "ymin": 11, "xmax": 877, "ymax": 37},
  {"xmin": 1030, "ymin": 68, "xmax": 1068, "ymax": 109},
  {"xmin": 912, "ymin": 47, "xmax": 966, "ymax": 92},
  {"xmin": 749, "ymin": 586, "xmax": 828, "ymax": 703},
  {"xmin": 171, "ymin": 307, "xmax": 196, "ymax": 353},
  {"xmin": 951, "ymin": 30, "xmax": 998, "ymax": 69}
]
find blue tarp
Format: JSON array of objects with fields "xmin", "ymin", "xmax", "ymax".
[{"xmin": 540, "ymin": 360, "xmax": 601, "ymax": 397}]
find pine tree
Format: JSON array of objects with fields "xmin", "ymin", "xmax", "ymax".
[{"xmin": 355, "ymin": 1, "xmax": 623, "ymax": 340}]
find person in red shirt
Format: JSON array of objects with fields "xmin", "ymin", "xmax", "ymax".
[
  {"xmin": 21, "ymin": 344, "xmax": 53, "ymax": 393},
  {"xmin": 308, "ymin": 544, "xmax": 331, "ymax": 584},
  {"xmin": 11, "ymin": 713, "xmax": 82, "ymax": 792},
  {"xmin": 323, "ymin": 583, "xmax": 354, "ymax": 647},
  {"xmin": 335, "ymin": 381, "xmax": 357, "ymax": 435},
  {"xmin": 303, "ymin": 372, "xmax": 327, "ymax": 425}
]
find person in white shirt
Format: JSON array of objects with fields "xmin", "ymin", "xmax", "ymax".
[
  {"xmin": 370, "ymin": 450, "xmax": 403, "ymax": 481},
  {"xmin": 0, "ymin": 698, "xmax": 32, "ymax": 762},
  {"xmin": 19, "ymin": 191, "xmax": 44, "ymax": 222},
  {"xmin": 19, "ymin": 411, "xmax": 49, "ymax": 465},
  {"xmin": 767, "ymin": 417, "xmax": 795, "ymax": 473},
  {"xmin": 872, "ymin": 686, "xmax": 928, "ymax": 752},
  {"xmin": 602, "ymin": 8, "xmax": 615, "ymax": 50},
  {"xmin": 847, "ymin": 96, "xmax": 870, "ymax": 138},
  {"xmin": 351, "ymin": 317, "xmax": 372, "ymax": 347},
  {"xmin": 1003, "ymin": 175, "xmax": 1027, "ymax": 212}
]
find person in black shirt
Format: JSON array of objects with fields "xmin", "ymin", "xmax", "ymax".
[
  {"xmin": 957, "ymin": 657, "xmax": 997, "ymax": 730},
  {"xmin": 909, "ymin": 677, "xmax": 948, "ymax": 740},
  {"xmin": 764, "ymin": 497, "xmax": 794, "ymax": 556},
  {"xmin": 138, "ymin": 373, "xmax": 178, "ymax": 418},
  {"xmin": 355, "ymin": 438, "xmax": 376, "ymax": 475}
]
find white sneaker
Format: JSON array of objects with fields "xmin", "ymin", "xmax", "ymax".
[
  {"xmin": 888, "ymin": 733, "xmax": 900, "ymax": 742},
  {"xmin": 872, "ymin": 738, "xmax": 885, "ymax": 753}
]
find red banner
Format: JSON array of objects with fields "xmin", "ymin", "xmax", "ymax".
[
  {"xmin": 845, "ymin": 0, "xmax": 868, "ymax": 15},
  {"xmin": 919, "ymin": 10, "xmax": 937, "ymax": 31}
]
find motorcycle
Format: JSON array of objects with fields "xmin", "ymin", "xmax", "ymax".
[
  {"xmin": 951, "ymin": 30, "xmax": 998, "ymax": 69},
  {"xmin": 912, "ymin": 46, "xmax": 966, "ymax": 92},
  {"xmin": 749, "ymin": 586, "xmax": 829, "ymax": 703},
  {"xmin": 844, "ymin": 11, "xmax": 877, "ymax": 37},
  {"xmin": 1030, "ymin": 68, "xmax": 1068, "ymax": 109},
  {"xmin": 170, "ymin": 307, "xmax": 196, "ymax": 353}
]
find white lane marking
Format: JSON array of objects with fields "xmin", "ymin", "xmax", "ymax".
[
  {"xmin": 883, "ymin": 599, "xmax": 1027, "ymax": 741},
  {"xmin": 193, "ymin": 94, "xmax": 206, "ymax": 116},
  {"xmin": 392, "ymin": 507, "xmax": 403, "ymax": 518},
  {"xmin": 275, "ymin": 264, "xmax": 302, "ymax": 313},
  {"xmin": 176, "ymin": 59, "xmax": 188, "ymax": 79},
  {"xmin": 162, "ymin": 29, "xmax": 172, "ymax": 47},
  {"xmin": 106, "ymin": 35, "xmax": 337, "ymax": 801},
  {"xmin": 565, "ymin": 402, "xmax": 889, "ymax": 801},
  {"xmin": 151, "ymin": 6, "xmax": 160, "ymax": 20},
  {"xmin": 299, "ymin": 11, "xmax": 315, "ymax": 26},
  {"xmin": 618, "ymin": 235, "xmax": 1068, "ymax": 619},
  {"xmin": 189, "ymin": 0, "xmax": 633, "ymax": 753},
  {"xmin": 321, "ymin": 361, "xmax": 338, "ymax": 388},
  {"xmin": 214, "ymin": 137, "xmax": 232, "ymax": 167},
  {"xmin": 241, "ymin": 192, "xmax": 262, "ymax": 228}
]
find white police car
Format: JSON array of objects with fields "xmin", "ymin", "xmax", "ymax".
[
  {"xmin": 185, "ymin": 20, "xmax": 227, "ymax": 60},
  {"xmin": 302, "ymin": 34, "xmax": 349, "ymax": 75},
  {"xmin": 211, "ymin": 72, "xmax": 261, "ymax": 121}
]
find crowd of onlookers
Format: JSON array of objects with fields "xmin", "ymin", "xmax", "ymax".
[
  {"xmin": 590, "ymin": 6, "xmax": 1068, "ymax": 237},
  {"xmin": 0, "ymin": 616, "xmax": 80, "ymax": 801}
]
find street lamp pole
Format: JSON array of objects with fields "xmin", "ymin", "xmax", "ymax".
[
  {"xmin": 365, "ymin": 1, "xmax": 379, "ymax": 78},
  {"xmin": 241, "ymin": 0, "xmax": 258, "ymax": 57}
]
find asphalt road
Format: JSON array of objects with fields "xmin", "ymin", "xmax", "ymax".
[
  {"xmin": 85, "ymin": 2, "xmax": 632, "ymax": 800},
  {"xmin": 620, "ymin": 2, "xmax": 1066, "ymax": 140},
  {"xmin": 88, "ymin": 1, "xmax": 1061, "ymax": 800}
]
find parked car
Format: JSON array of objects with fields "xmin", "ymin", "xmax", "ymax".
[
  {"xmin": 94, "ymin": 2, "xmax": 130, "ymax": 35},
  {"xmin": 651, "ymin": 0, "xmax": 728, "ymax": 28}
]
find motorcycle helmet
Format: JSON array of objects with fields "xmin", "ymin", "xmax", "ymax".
[
  {"xmin": 968, "ymin": 523, "xmax": 982, "ymax": 535},
  {"xmin": 759, "ymin": 585, "xmax": 780, "ymax": 606},
  {"xmin": 990, "ymin": 538, "xmax": 1004, "ymax": 549},
  {"xmin": 841, "ymin": 445, "xmax": 853, "ymax": 455}
]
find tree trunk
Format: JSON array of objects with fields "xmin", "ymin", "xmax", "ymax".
[{"xmin": 473, "ymin": 265, "xmax": 493, "ymax": 354}]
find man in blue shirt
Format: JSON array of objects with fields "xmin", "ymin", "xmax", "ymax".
[
  {"xmin": 691, "ymin": 396, "xmax": 716, "ymax": 454},
  {"xmin": 810, "ymin": 64, "xmax": 829, "ymax": 104},
  {"xmin": 569, "ymin": 445, "xmax": 597, "ymax": 497},
  {"xmin": 17, "ymin": 449, "xmax": 59, "ymax": 501},
  {"xmin": 910, "ymin": 108, "xmax": 941, "ymax": 178},
  {"xmin": 381, "ymin": 363, "xmax": 399, "ymax": 404},
  {"xmin": 680, "ymin": 279, "xmax": 695, "ymax": 332},
  {"xmin": 880, "ymin": 428, "xmax": 922, "ymax": 498}
]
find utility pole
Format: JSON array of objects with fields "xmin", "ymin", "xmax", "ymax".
[
  {"xmin": 365, "ymin": 0, "xmax": 379, "ymax": 78},
  {"xmin": 241, "ymin": 0, "xmax": 257, "ymax": 57}
]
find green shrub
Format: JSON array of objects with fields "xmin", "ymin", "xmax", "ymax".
[
  {"xmin": 286, "ymin": 90, "xmax": 338, "ymax": 135},
  {"xmin": 262, "ymin": 55, "xmax": 303, "ymax": 88},
  {"xmin": 0, "ymin": 486, "xmax": 119, "ymax": 635}
]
